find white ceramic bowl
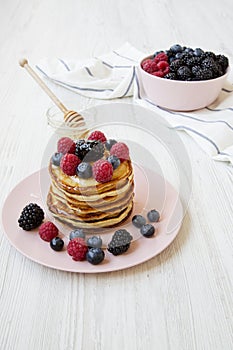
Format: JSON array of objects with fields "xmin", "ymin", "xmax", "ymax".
[{"xmin": 138, "ymin": 56, "xmax": 229, "ymax": 111}]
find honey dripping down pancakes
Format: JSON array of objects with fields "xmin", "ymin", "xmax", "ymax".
[{"xmin": 47, "ymin": 131, "xmax": 134, "ymax": 230}]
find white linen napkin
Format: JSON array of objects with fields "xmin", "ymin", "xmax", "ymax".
[{"xmin": 36, "ymin": 43, "xmax": 233, "ymax": 165}]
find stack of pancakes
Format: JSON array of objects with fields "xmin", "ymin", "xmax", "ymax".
[{"xmin": 47, "ymin": 158, "xmax": 134, "ymax": 230}]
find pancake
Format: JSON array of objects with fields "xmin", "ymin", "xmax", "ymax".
[{"xmin": 47, "ymin": 139, "xmax": 134, "ymax": 230}]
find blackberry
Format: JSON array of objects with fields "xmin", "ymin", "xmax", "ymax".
[
  {"xmin": 216, "ymin": 54, "xmax": 229, "ymax": 72},
  {"xmin": 186, "ymin": 56, "xmax": 201, "ymax": 68},
  {"xmin": 177, "ymin": 66, "xmax": 192, "ymax": 80},
  {"xmin": 201, "ymin": 68, "xmax": 214, "ymax": 80},
  {"xmin": 107, "ymin": 229, "xmax": 133, "ymax": 256},
  {"xmin": 201, "ymin": 57, "xmax": 215, "ymax": 70},
  {"xmin": 164, "ymin": 72, "xmax": 177, "ymax": 80},
  {"xmin": 202, "ymin": 51, "xmax": 216, "ymax": 60},
  {"xmin": 192, "ymin": 67, "xmax": 213, "ymax": 81},
  {"xmin": 192, "ymin": 65, "xmax": 202, "ymax": 76},
  {"xmin": 169, "ymin": 59, "xmax": 184, "ymax": 72},
  {"xmin": 18, "ymin": 203, "xmax": 44, "ymax": 231},
  {"xmin": 75, "ymin": 140, "xmax": 104, "ymax": 162},
  {"xmin": 210, "ymin": 62, "xmax": 222, "ymax": 78},
  {"xmin": 179, "ymin": 52, "xmax": 192, "ymax": 64}
]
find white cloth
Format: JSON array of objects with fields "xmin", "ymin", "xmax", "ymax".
[{"xmin": 36, "ymin": 43, "xmax": 233, "ymax": 165}]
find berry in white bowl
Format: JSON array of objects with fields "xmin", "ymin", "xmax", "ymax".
[{"xmin": 138, "ymin": 44, "xmax": 230, "ymax": 111}]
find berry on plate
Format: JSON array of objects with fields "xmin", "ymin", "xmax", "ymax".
[
  {"xmin": 92, "ymin": 159, "xmax": 113, "ymax": 183},
  {"xmin": 69, "ymin": 228, "xmax": 86, "ymax": 240},
  {"xmin": 132, "ymin": 214, "xmax": 146, "ymax": 228},
  {"xmin": 50, "ymin": 237, "xmax": 64, "ymax": 251},
  {"xmin": 86, "ymin": 248, "xmax": 105, "ymax": 265},
  {"xmin": 140, "ymin": 224, "xmax": 155, "ymax": 238},
  {"xmin": 18, "ymin": 203, "xmax": 44, "ymax": 231},
  {"xmin": 147, "ymin": 209, "xmax": 160, "ymax": 222},
  {"xmin": 39, "ymin": 221, "xmax": 58, "ymax": 242},
  {"xmin": 105, "ymin": 139, "xmax": 117, "ymax": 151},
  {"xmin": 67, "ymin": 238, "xmax": 88, "ymax": 261},
  {"xmin": 86, "ymin": 236, "xmax": 102, "ymax": 249},
  {"xmin": 107, "ymin": 229, "xmax": 133, "ymax": 256}
]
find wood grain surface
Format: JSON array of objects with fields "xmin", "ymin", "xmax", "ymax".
[{"xmin": 0, "ymin": 0, "xmax": 232, "ymax": 349}]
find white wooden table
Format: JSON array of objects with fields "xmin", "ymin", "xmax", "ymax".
[{"xmin": 0, "ymin": 1, "xmax": 232, "ymax": 349}]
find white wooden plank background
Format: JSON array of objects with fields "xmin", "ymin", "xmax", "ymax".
[{"xmin": 0, "ymin": 0, "xmax": 232, "ymax": 349}]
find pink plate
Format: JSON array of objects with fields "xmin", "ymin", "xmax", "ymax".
[{"xmin": 1, "ymin": 165, "xmax": 183, "ymax": 273}]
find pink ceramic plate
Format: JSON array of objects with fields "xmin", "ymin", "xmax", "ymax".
[{"xmin": 1, "ymin": 164, "xmax": 183, "ymax": 273}]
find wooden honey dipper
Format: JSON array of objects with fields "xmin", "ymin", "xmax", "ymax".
[{"xmin": 19, "ymin": 58, "xmax": 86, "ymax": 128}]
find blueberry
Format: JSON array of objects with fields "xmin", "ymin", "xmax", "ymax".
[
  {"xmin": 175, "ymin": 52, "xmax": 183, "ymax": 59},
  {"xmin": 184, "ymin": 47, "xmax": 194, "ymax": 54},
  {"xmin": 132, "ymin": 214, "xmax": 146, "ymax": 228},
  {"xmin": 86, "ymin": 248, "xmax": 105, "ymax": 265},
  {"xmin": 140, "ymin": 224, "xmax": 155, "ymax": 238},
  {"xmin": 170, "ymin": 44, "xmax": 183, "ymax": 53},
  {"xmin": 153, "ymin": 50, "xmax": 163, "ymax": 57},
  {"xmin": 86, "ymin": 235, "xmax": 102, "ymax": 248},
  {"xmin": 52, "ymin": 152, "xmax": 63, "ymax": 166},
  {"xmin": 105, "ymin": 139, "xmax": 117, "ymax": 151},
  {"xmin": 50, "ymin": 237, "xmax": 64, "ymax": 251},
  {"xmin": 147, "ymin": 209, "xmax": 160, "ymax": 222},
  {"xmin": 69, "ymin": 228, "xmax": 85, "ymax": 240},
  {"xmin": 107, "ymin": 155, "xmax": 120, "ymax": 170},
  {"xmin": 76, "ymin": 162, "xmax": 92, "ymax": 179},
  {"xmin": 194, "ymin": 48, "xmax": 204, "ymax": 57}
]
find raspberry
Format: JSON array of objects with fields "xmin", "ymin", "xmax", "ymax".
[
  {"xmin": 163, "ymin": 66, "xmax": 170, "ymax": 75},
  {"xmin": 92, "ymin": 159, "xmax": 113, "ymax": 183},
  {"xmin": 67, "ymin": 238, "xmax": 88, "ymax": 261},
  {"xmin": 157, "ymin": 61, "xmax": 169, "ymax": 70},
  {"xmin": 142, "ymin": 59, "xmax": 158, "ymax": 74},
  {"xmin": 149, "ymin": 61, "xmax": 158, "ymax": 73},
  {"xmin": 57, "ymin": 137, "xmax": 76, "ymax": 154},
  {"xmin": 154, "ymin": 52, "xmax": 168, "ymax": 62},
  {"xmin": 39, "ymin": 222, "xmax": 58, "ymax": 242},
  {"xmin": 110, "ymin": 142, "xmax": 129, "ymax": 161},
  {"xmin": 60, "ymin": 153, "xmax": 81, "ymax": 175},
  {"xmin": 141, "ymin": 59, "xmax": 153, "ymax": 72},
  {"xmin": 88, "ymin": 130, "xmax": 107, "ymax": 143},
  {"xmin": 152, "ymin": 71, "xmax": 164, "ymax": 77}
]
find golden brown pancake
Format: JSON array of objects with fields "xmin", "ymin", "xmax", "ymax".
[{"xmin": 47, "ymin": 158, "xmax": 134, "ymax": 230}]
